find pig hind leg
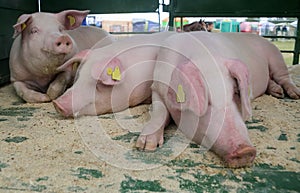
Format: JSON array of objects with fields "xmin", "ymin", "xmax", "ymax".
[
  {"xmin": 136, "ymin": 92, "xmax": 170, "ymax": 151},
  {"xmin": 267, "ymin": 47, "xmax": 300, "ymax": 99},
  {"xmin": 266, "ymin": 79, "xmax": 284, "ymax": 98}
]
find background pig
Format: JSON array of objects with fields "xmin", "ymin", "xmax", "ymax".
[
  {"xmin": 9, "ymin": 10, "xmax": 114, "ymax": 103},
  {"xmin": 53, "ymin": 32, "xmax": 175, "ymax": 117},
  {"xmin": 136, "ymin": 32, "xmax": 300, "ymax": 168}
]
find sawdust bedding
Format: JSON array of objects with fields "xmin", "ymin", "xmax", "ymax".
[{"xmin": 0, "ymin": 65, "xmax": 299, "ymax": 192}]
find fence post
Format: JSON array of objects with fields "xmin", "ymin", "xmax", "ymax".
[{"xmin": 293, "ymin": 17, "xmax": 300, "ymax": 65}]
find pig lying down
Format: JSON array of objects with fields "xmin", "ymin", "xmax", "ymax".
[
  {"xmin": 9, "ymin": 10, "xmax": 114, "ymax": 103},
  {"xmin": 136, "ymin": 32, "xmax": 300, "ymax": 168},
  {"xmin": 53, "ymin": 32, "xmax": 175, "ymax": 117}
]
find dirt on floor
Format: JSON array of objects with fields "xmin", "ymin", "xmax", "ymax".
[{"xmin": 0, "ymin": 65, "xmax": 299, "ymax": 193}]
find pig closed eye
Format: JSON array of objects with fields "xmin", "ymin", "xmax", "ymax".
[
  {"xmin": 59, "ymin": 26, "xmax": 64, "ymax": 32},
  {"xmin": 31, "ymin": 27, "xmax": 39, "ymax": 34}
]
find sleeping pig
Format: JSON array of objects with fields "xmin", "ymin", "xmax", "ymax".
[
  {"xmin": 9, "ymin": 10, "xmax": 114, "ymax": 103},
  {"xmin": 136, "ymin": 32, "xmax": 300, "ymax": 168},
  {"xmin": 53, "ymin": 31, "xmax": 175, "ymax": 117}
]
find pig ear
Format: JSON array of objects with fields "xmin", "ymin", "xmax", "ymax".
[
  {"xmin": 57, "ymin": 49, "xmax": 90, "ymax": 72},
  {"xmin": 167, "ymin": 60, "xmax": 208, "ymax": 116},
  {"xmin": 91, "ymin": 58, "xmax": 125, "ymax": 85},
  {"xmin": 225, "ymin": 59, "xmax": 252, "ymax": 121},
  {"xmin": 12, "ymin": 14, "xmax": 32, "ymax": 38},
  {"xmin": 56, "ymin": 10, "xmax": 90, "ymax": 30}
]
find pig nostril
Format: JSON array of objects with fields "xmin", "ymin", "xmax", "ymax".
[
  {"xmin": 66, "ymin": 42, "xmax": 70, "ymax": 46},
  {"xmin": 57, "ymin": 42, "xmax": 62, "ymax": 47}
]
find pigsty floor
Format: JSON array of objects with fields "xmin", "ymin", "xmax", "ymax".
[{"xmin": 0, "ymin": 66, "xmax": 300, "ymax": 193}]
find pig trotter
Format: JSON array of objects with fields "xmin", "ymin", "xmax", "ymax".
[
  {"xmin": 47, "ymin": 72, "xmax": 72, "ymax": 100},
  {"xmin": 47, "ymin": 83, "xmax": 67, "ymax": 100},
  {"xmin": 282, "ymin": 82, "xmax": 300, "ymax": 99},
  {"xmin": 136, "ymin": 127, "xmax": 164, "ymax": 151},
  {"xmin": 225, "ymin": 144, "xmax": 256, "ymax": 168},
  {"xmin": 136, "ymin": 92, "xmax": 170, "ymax": 151},
  {"xmin": 266, "ymin": 79, "xmax": 284, "ymax": 98}
]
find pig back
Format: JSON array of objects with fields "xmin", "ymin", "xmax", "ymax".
[
  {"xmin": 67, "ymin": 26, "xmax": 114, "ymax": 51},
  {"xmin": 188, "ymin": 32, "xmax": 270, "ymax": 98}
]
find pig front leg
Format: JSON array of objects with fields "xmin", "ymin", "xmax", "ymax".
[
  {"xmin": 47, "ymin": 71, "xmax": 73, "ymax": 100},
  {"xmin": 13, "ymin": 81, "xmax": 51, "ymax": 103},
  {"xmin": 136, "ymin": 92, "xmax": 170, "ymax": 151}
]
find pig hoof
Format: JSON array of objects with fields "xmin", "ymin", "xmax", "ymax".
[
  {"xmin": 225, "ymin": 145, "xmax": 256, "ymax": 168},
  {"xmin": 267, "ymin": 83, "xmax": 284, "ymax": 98},
  {"xmin": 136, "ymin": 132, "xmax": 164, "ymax": 151},
  {"xmin": 285, "ymin": 87, "xmax": 300, "ymax": 99}
]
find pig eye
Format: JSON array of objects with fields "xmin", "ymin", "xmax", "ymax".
[{"xmin": 30, "ymin": 27, "xmax": 39, "ymax": 34}]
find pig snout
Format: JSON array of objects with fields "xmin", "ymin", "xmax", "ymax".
[
  {"xmin": 53, "ymin": 35, "xmax": 73, "ymax": 54},
  {"xmin": 224, "ymin": 144, "xmax": 256, "ymax": 168},
  {"xmin": 53, "ymin": 95, "xmax": 73, "ymax": 117}
]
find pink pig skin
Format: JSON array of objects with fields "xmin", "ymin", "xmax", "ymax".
[
  {"xmin": 136, "ymin": 32, "xmax": 300, "ymax": 168},
  {"xmin": 9, "ymin": 10, "xmax": 114, "ymax": 103},
  {"xmin": 53, "ymin": 31, "xmax": 176, "ymax": 117}
]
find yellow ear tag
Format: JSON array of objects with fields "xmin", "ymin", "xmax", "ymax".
[
  {"xmin": 72, "ymin": 62, "xmax": 79, "ymax": 71},
  {"xmin": 21, "ymin": 23, "xmax": 27, "ymax": 31},
  {"xmin": 176, "ymin": 84, "xmax": 185, "ymax": 103},
  {"xmin": 107, "ymin": 67, "xmax": 113, "ymax": 75},
  {"xmin": 67, "ymin": 15, "xmax": 76, "ymax": 27},
  {"xmin": 112, "ymin": 66, "xmax": 121, "ymax": 81}
]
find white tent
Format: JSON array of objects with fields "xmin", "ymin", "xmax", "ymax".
[
  {"xmin": 274, "ymin": 22, "xmax": 297, "ymax": 36},
  {"xmin": 291, "ymin": 20, "xmax": 297, "ymax": 28},
  {"xmin": 259, "ymin": 21, "xmax": 275, "ymax": 35}
]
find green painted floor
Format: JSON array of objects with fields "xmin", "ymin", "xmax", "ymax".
[{"xmin": 0, "ymin": 65, "xmax": 299, "ymax": 192}]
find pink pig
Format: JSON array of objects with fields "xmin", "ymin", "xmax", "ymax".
[
  {"xmin": 53, "ymin": 32, "xmax": 175, "ymax": 117},
  {"xmin": 136, "ymin": 32, "xmax": 300, "ymax": 168},
  {"xmin": 9, "ymin": 10, "xmax": 114, "ymax": 103}
]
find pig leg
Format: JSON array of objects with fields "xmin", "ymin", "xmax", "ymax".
[
  {"xmin": 266, "ymin": 79, "xmax": 284, "ymax": 98},
  {"xmin": 13, "ymin": 81, "xmax": 51, "ymax": 103},
  {"xmin": 47, "ymin": 71, "xmax": 73, "ymax": 100},
  {"xmin": 281, "ymin": 80, "xmax": 300, "ymax": 99},
  {"xmin": 268, "ymin": 47, "xmax": 300, "ymax": 99},
  {"xmin": 136, "ymin": 92, "xmax": 170, "ymax": 151}
]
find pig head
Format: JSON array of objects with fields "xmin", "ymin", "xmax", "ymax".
[
  {"xmin": 53, "ymin": 32, "xmax": 175, "ymax": 117},
  {"xmin": 9, "ymin": 10, "xmax": 113, "ymax": 103},
  {"xmin": 166, "ymin": 58, "xmax": 255, "ymax": 168}
]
